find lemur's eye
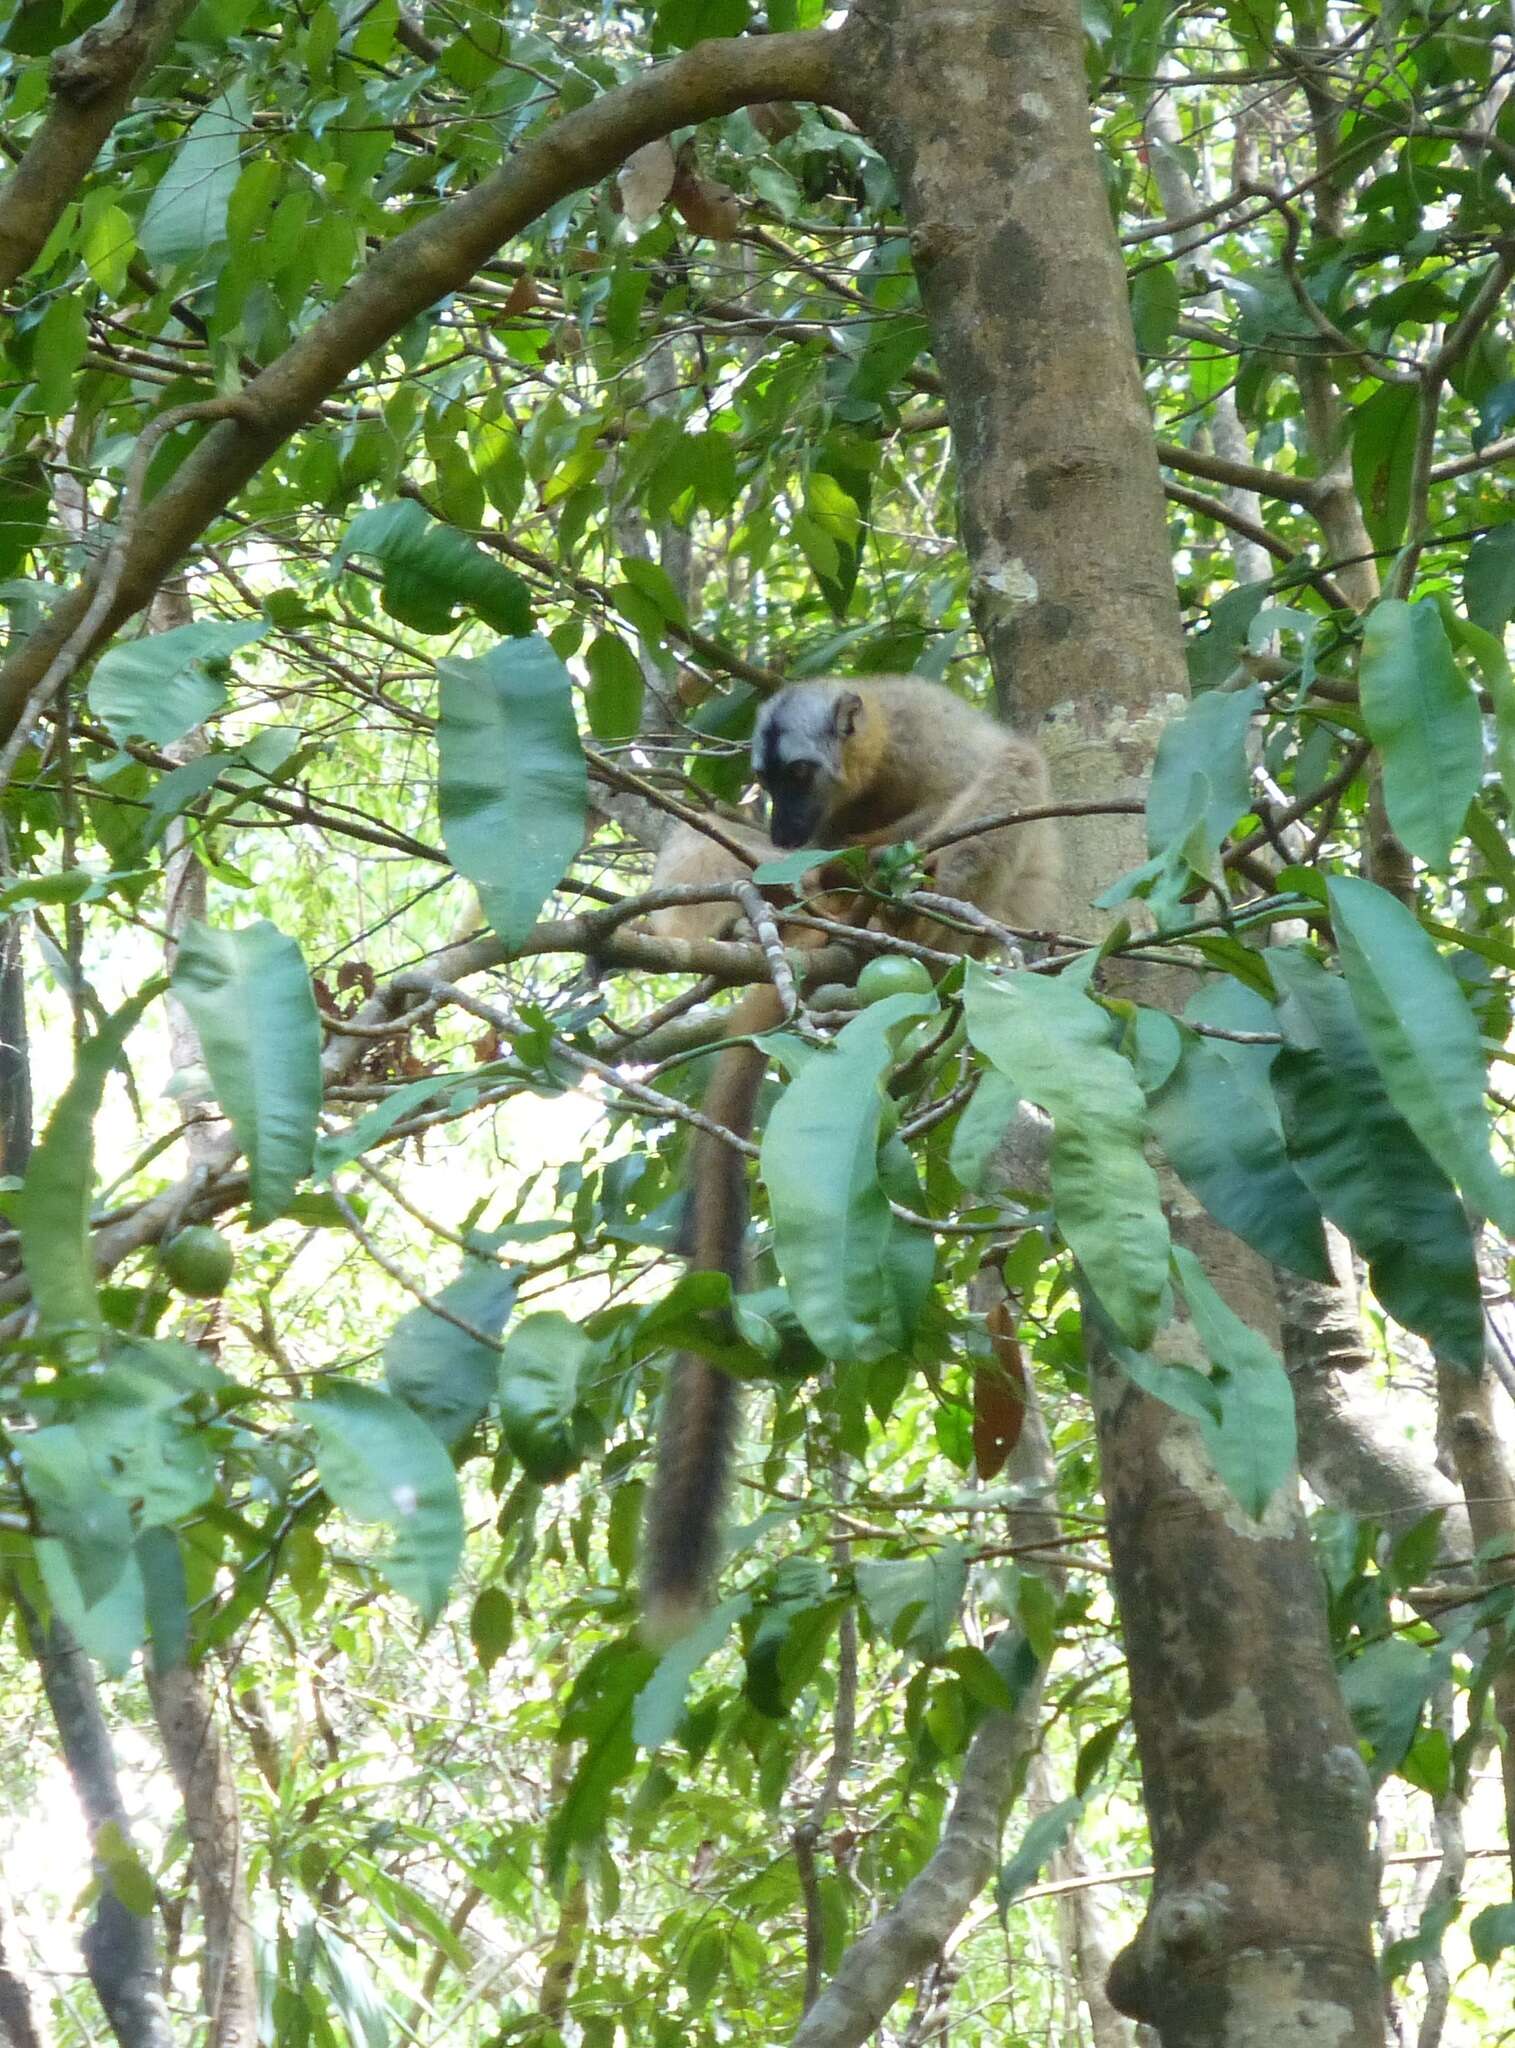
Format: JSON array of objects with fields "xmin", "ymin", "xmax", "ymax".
[{"xmin": 787, "ymin": 761, "xmax": 815, "ymax": 787}]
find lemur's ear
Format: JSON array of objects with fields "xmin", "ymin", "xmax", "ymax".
[{"xmin": 832, "ymin": 691, "xmax": 863, "ymax": 740}]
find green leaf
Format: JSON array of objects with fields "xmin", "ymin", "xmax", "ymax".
[
  {"xmin": 1270, "ymin": 949, "xmax": 1482, "ymax": 1370},
  {"xmin": 855, "ymin": 1543, "xmax": 969, "ymax": 1657},
  {"xmin": 1474, "ymin": 376, "xmax": 1515, "ymax": 452},
  {"xmin": 1173, "ymin": 1246, "xmax": 1297, "ymax": 1518},
  {"xmin": 1339, "ymin": 1637, "xmax": 1447, "ymax": 1784},
  {"xmin": 88, "ymin": 619, "xmax": 267, "ymax": 747},
  {"xmin": 18, "ymin": 1426, "xmax": 135, "ymax": 1607},
  {"xmin": 171, "ymin": 921, "xmax": 322, "ymax": 1227},
  {"xmin": 1465, "ymin": 525, "xmax": 1515, "ymax": 635},
  {"xmin": 964, "ymin": 964, "xmax": 1169, "ymax": 1347},
  {"xmin": 1328, "ymin": 875, "xmax": 1515, "ymax": 1234},
  {"xmin": 469, "ymin": 1587, "xmax": 514, "ymax": 1671},
  {"xmin": 996, "ymin": 1799, "xmax": 1082, "ymax": 1912},
  {"xmin": 547, "ymin": 1638, "xmax": 658, "ymax": 1883},
  {"xmin": 1130, "ymin": 262, "xmax": 1181, "ymax": 355},
  {"xmin": 336, "ymin": 500, "xmax": 531, "ymax": 636},
  {"xmin": 139, "ymin": 83, "xmax": 247, "ymax": 267},
  {"xmin": 761, "ymin": 991, "xmax": 935, "ymax": 1362},
  {"xmin": 618, "ymin": 555, "xmax": 689, "ymax": 628},
  {"xmin": 19, "ymin": 983, "xmax": 161, "ymax": 1358},
  {"xmin": 1146, "ymin": 683, "xmax": 1261, "ymax": 866},
  {"xmin": 1442, "ymin": 608, "xmax": 1515, "ymax": 804},
  {"xmin": 498, "ymin": 1311, "xmax": 599, "ymax": 1482},
  {"xmin": 583, "ymin": 631, "xmax": 645, "ymax": 742},
  {"xmin": 1350, "ymin": 381, "xmax": 1418, "ymax": 551},
  {"xmin": 634, "ymin": 1598, "xmax": 744, "ymax": 1747},
  {"xmin": 948, "ymin": 1067, "xmax": 1023, "ymax": 1191},
  {"xmin": 36, "ymin": 1537, "xmax": 146, "ymax": 1676},
  {"xmin": 1147, "ymin": 1032, "xmax": 1329, "ymax": 1279},
  {"xmin": 653, "ymin": 0, "xmax": 751, "ymax": 52},
  {"xmin": 384, "ymin": 1256, "xmax": 515, "ymax": 1446},
  {"xmin": 437, "ymin": 637, "xmax": 587, "ymax": 950},
  {"xmin": 1074, "ymin": 1720, "xmax": 1124, "ymax": 1795},
  {"xmin": 744, "ymin": 1578, "xmax": 842, "ymax": 1718},
  {"xmin": 78, "ymin": 1358, "xmax": 217, "ymax": 1523},
  {"xmin": 31, "ymin": 295, "xmax": 87, "ymax": 419},
  {"xmin": 1470, "ymin": 1903, "xmax": 1515, "ymax": 1967},
  {"xmin": 302, "ymin": 1383, "xmax": 463, "ymax": 1623},
  {"xmin": 1358, "ymin": 598, "xmax": 1479, "ymax": 870}
]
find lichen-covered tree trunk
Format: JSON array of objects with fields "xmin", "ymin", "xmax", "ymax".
[{"xmin": 837, "ymin": 3, "xmax": 1381, "ymax": 2041}]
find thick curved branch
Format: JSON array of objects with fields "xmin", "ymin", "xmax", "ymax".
[
  {"xmin": 1156, "ymin": 438, "xmax": 1323, "ymax": 509},
  {"xmin": 0, "ymin": 27, "xmax": 843, "ymax": 742},
  {"xmin": 0, "ymin": 0, "xmax": 197, "ymax": 291}
]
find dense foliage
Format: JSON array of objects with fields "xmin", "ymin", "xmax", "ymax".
[{"xmin": 0, "ymin": 0, "xmax": 1513, "ymax": 2042}]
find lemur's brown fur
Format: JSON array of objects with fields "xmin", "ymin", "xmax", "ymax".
[{"xmin": 641, "ymin": 677, "xmax": 1059, "ymax": 1640}]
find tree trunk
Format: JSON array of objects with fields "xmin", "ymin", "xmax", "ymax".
[{"xmin": 838, "ymin": 3, "xmax": 1381, "ymax": 2040}]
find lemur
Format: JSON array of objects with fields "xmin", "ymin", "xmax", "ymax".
[{"xmin": 641, "ymin": 677, "xmax": 1059, "ymax": 1639}]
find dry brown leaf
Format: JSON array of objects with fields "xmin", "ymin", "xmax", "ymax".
[
  {"xmin": 618, "ymin": 138, "xmax": 677, "ymax": 224},
  {"xmin": 671, "ymin": 162, "xmax": 742, "ymax": 242},
  {"xmin": 749, "ymin": 101, "xmax": 802, "ymax": 142},
  {"xmin": 974, "ymin": 1298, "xmax": 1028, "ymax": 1480}
]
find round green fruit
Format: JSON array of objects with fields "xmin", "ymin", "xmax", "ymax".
[
  {"xmin": 856, "ymin": 955, "xmax": 934, "ymax": 1003},
  {"xmin": 161, "ymin": 1225, "xmax": 235, "ymax": 1298}
]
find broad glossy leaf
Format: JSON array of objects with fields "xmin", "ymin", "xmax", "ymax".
[
  {"xmin": 634, "ymin": 1598, "xmax": 744, "ymax": 1747},
  {"xmin": 19, "ymin": 983, "xmax": 160, "ymax": 1357},
  {"xmin": 336, "ymin": 500, "xmax": 531, "ymax": 636},
  {"xmin": 583, "ymin": 631, "xmax": 645, "ymax": 742},
  {"xmin": 37, "ymin": 1537, "xmax": 145, "ymax": 1677},
  {"xmin": 1329, "ymin": 875, "xmax": 1515, "ymax": 1232},
  {"xmin": 964, "ymin": 964, "xmax": 1169, "ymax": 1347},
  {"xmin": 1270, "ymin": 949, "xmax": 1482, "ymax": 1369},
  {"xmin": 78, "ymin": 1361, "xmax": 217, "ymax": 1524},
  {"xmin": 498, "ymin": 1311, "xmax": 599, "ymax": 1481},
  {"xmin": 1465, "ymin": 525, "xmax": 1515, "ymax": 635},
  {"xmin": 88, "ymin": 618, "xmax": 267, "ymax": 747},
  {"xmin": 997, "ymin": 1800, "xmax": 1082, "ymax": 1912},
  {"xmin": 384, "ymin": 1256, "xmax": 515, "ymax": 1446},
  {"xmin": 1173, "ymin": 1246, "xmax": 1297, "ymax": 1518},
  {"xmin": 1130, "ymin": 262, "xmax": 1180, "ymax": 355},
  {"xmin": 948, "ymin": 1067, "xmax": 1023, "ymax": 1191},
  {"xmin": 547, "ymin": 1638, "xmax": 658, "ymax": 1883},
  {"xmin": 1146, "ymin": 682, "xmax": 1261, "ymax": 865},
  {"xmin": 469, "ymin": 1587, "xmax": 514, "ymax": 1671},
  {"xmin": 438, "ymin": 637, "xmax": 587, "ymax": 949},
  {"xmin": 139, "ymin": 84, "xmax": 247, "ymax": 267},
  {"xmin": 1351, "ymin": 381, "xmax": 1418, "ymax": 550},
  {"xmin": 302, "ymin": 1383, "xmax": 463, "ymax": 1623},
  {"xmin": 761, "ymin": 991, "xmax": 935, "ymax": 1362},
  {"xmin": 1340, "ymin": 1637, "xmax": 1448, "ymax": 1784},
  {"xmin": 172, "ymin": 921, "xmax": 322, "ymax": 1227},
  {"xmin": 744, "ymin": 1570, "xmax": 842, "ymax": 1718},
  {"xmin": 1147, "ymin": 1032, "xmax": 1330, "ymax": 1279},
  {"xmin": 855, "ymin": 1543, "xmax": 969, "ymax": 1657},
  {"xmin": 1358, "ymin": 599, "xmax": 1479, "ymax": 870},
  {"xmin": 1471, "ymin": 1903, "xmax": 1515, "ymax": 1966},
  {"xmin": 18, "ymin": 1426, "xmax": 134, "ymax": 1607}
]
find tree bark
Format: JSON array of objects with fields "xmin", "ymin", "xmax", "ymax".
[
  {"xmin": 840, "ymin": 2, "xmax": 1381, "ymax": 2041},
  {"xmin": 17, "ymin": 1609, "xmax": 175, "ymax": 2048},
  {"xmin": 0, "ymin": 0, "xmax": 197, "ymax": 291}
]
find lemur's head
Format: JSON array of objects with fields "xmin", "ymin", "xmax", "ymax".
[{"xmin": 752, "ymin": 685, "xmax": 866, "ymax": 848}]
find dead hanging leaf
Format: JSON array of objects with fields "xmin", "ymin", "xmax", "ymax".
[
  {"xmin": 749, "ymin": 101, "xmax": 802, "ymax": 141},
  {"xmin": 676, "ymin": 669, "xmax": 712, "ymax": 709},
  {"xmin": 618, "ymin": 138, "xmax": 677, "ymax": 225},
  {"xmin": 502, "ymin": 272, "xmax": 540, "ymax": 317},
  {"xmin": 974, "ymin": 1298, "xmax": 1027, "ymax": 1480},
  {"xmin": 671, "ymin": 159, "xmax": 742, "ymax": 242}
]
